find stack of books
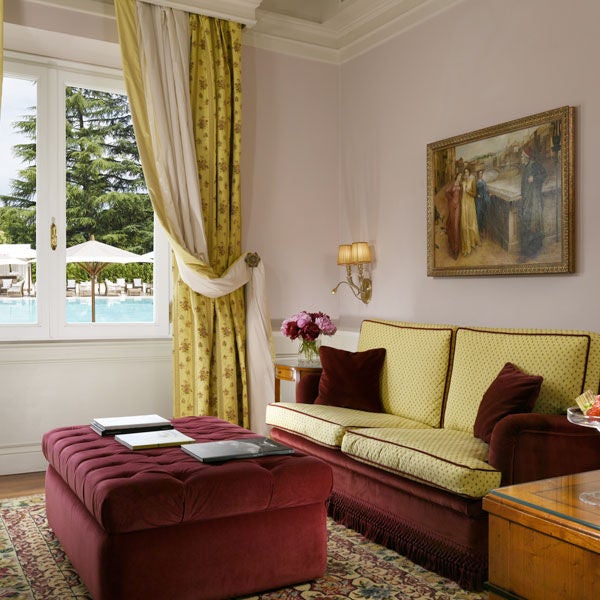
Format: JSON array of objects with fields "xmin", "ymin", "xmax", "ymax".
[
  {"xmin": 90, "ymin": 414, "xmax": 197, "ymax": 450},
  {"xmin": 90, "ymin": 414, "xmax": 173, "ymax": 436}
]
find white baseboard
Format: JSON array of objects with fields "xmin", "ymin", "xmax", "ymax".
[{"xmin": 0, "ymin": 443, "xmax": 47, "ymax": 476}]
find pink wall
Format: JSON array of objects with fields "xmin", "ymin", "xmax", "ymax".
[
  {"xmin": 336, "ymin": 0, "xmax": 600, "ymax": 330},
  {"xmin": 242, "ymin": 47, "xmax": 341, "ymax": 325},
  {"xmin": 8, "ymin": 0, "xmax": 599, "ymax": 332}
]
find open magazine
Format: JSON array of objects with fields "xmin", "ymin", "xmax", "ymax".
[{"xmin": 182, "ymin": 437, "xmax": 294, "ymax": 463}]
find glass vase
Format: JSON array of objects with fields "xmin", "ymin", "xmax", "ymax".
[{"xmin": 298, "ymin": 339, "xmax": 321, "ymax": 364}]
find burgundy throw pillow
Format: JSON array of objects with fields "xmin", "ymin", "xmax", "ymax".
[
  {"xmin": 474, "ymin": 362, "xmax": 543, "ymax": 443},
  {"xmin": 314, "ymin": 346, "xmax": 386, "ymax": 412}
]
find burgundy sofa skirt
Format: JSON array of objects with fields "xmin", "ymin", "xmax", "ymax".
[
  {"xmin": 270, "ymin": 427, "xmax": 488, "ymax": 591},
  {"xmin": 42, "ymin": 416, "xmax": 333, "ymax": 600}
]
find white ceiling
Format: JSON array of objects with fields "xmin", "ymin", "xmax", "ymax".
[{"xmin": 18, "ymin": 0, "xmax": 463, "ymax": 63}]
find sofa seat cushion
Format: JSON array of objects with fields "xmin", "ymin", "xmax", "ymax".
[
  {"xmin": 266, "ymin": 402, "xmax": 429, "ymax": 448},
  {"xmin": 42, "ymin": 416, "xmax": 333, "ymax": 534},
  {"xmin": 444, "ymin": 327, "xmax": 600, "ymax": 433},
  {"xmin": 341, "ymin": 428, "xmax": 501, "ymax": 498},
  {"xmin": 358, "ymin": 320, "xmax": 454, "ymax": 427}
]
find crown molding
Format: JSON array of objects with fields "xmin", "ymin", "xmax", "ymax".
[
  {"xmin": 338, "ymin": 0, "xmax": 464, "ymax": 62},
  {"xmin": 9, "ymin": 0, "xmax": 466, "ymax": 65},
  {"xmin": 244, "ymin": 0, "xmax": 465, "ymax": 63},
  {"xmin": 243, "ymin": 10, "xmax": 341, "ymax": 63}
]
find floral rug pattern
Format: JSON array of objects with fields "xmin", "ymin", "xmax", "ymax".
[{"xmin": 1, "ymin": 495, "xmax": 487, "ymax": 600}]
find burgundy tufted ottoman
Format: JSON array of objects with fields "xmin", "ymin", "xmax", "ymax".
[{"xmin": 42, "ymin": 416, "xmax": 333, "ymax": 600}]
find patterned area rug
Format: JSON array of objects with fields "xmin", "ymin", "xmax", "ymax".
[{"xmin": 1, "ymin": 495, "xmax": 488, "ymax": 599}]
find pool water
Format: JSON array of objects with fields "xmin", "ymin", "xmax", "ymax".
[{"xmin": 0, "ymin": 297, "xmax": 154, "ymax": 324}]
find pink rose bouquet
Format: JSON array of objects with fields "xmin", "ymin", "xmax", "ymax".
[{"xmin": 281, "ymin": 311, "xmax": 337, "ymax": 361}]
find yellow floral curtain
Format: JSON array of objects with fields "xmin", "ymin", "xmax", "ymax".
[
  {"xmin": 115, "ymin": 1, "xmax": 269, "ymax": 429},
  {"xmin": 173, "ymin": 16, "xmax": 247, "ymax": 425}
]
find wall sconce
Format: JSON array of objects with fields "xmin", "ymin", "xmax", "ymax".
[{"xmin": 331, "ymin": 241, "xmax": 372, "ymax": 304}]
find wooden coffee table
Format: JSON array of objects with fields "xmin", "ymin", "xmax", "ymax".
[{"xmin": 483, "ymin": 470, "xmax": 600, "ymax": 600}]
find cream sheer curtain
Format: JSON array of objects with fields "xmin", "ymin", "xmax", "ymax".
[{"xmin": 114, "ymin": 0, "xmax": 274, "ymax": 431}]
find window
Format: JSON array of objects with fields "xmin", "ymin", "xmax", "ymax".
[{"xmin": 0, "ymin": 53, "xmax": 169, "ymax": 340}]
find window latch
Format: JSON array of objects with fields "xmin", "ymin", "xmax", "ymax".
[{"xmin": 50, "ymin": 219, "xmax": 57, "ymax": 251}]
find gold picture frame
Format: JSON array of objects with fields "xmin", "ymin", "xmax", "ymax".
[{"xmin": 427, "ymin": 106, "xmax": 575, "ymax": 277}]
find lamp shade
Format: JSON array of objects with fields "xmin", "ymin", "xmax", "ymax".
[
  {"xmin": 351, "ymin": 242, "xmax": 371, "ymax": 264},
  {"xmin": 337, "ymin": 244, "xmax": 353, "ymax": 265}
]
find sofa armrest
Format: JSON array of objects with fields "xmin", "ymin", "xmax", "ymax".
[
  {"xmin": 489, "ymin": 413, "xmax": 600, "ymax": 486},
  {"xmin": 296, "ymin": 372, "xmax": 321, "ymax": 403}
]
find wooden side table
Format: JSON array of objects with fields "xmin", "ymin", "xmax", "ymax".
[
  {"xmin": 273, "ymin": 357, "xmax": 322, "ymax": 403},
  {"xmin": 483, "ymin": 470, "xmax": 600, "ymax": 600}
]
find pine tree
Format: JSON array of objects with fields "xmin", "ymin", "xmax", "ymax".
[{"xmin": 0, "ymin": 86, "xmax": 153, "ymax": 254}]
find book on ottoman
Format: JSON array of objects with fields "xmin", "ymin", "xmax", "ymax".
[
  {"xmin": 115, "ymin": 428, "xmax": 195, "ymax": 450},
  {"xmin": 91, "ymin": 414, "xmax": 173, "ymax": 436},
  {"xmin": 182, "ymin": 437, "xmax": 294, "ymax": 463}
]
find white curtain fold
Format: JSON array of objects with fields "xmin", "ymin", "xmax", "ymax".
[
  {"xmin": 118, "ymin": 0, "xmax": 274, "ymax": 427},
  {"xmin": 134, "ymin": 3, "xmax": 209, "ymax": 261}
]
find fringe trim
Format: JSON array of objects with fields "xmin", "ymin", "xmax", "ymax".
[{"xmin": 326, "ymin": 491, "xmax": 487, "ymax": 591}]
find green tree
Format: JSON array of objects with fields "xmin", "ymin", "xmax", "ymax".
[{"xmin": 0, "ymin": 86, "xmax": 153, "ymax": 257}]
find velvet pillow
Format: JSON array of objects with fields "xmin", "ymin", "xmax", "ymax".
[
  {"xmin": 474, "ymin": 362, "xmax": 543, "ymax": 443},
  {"xmin": 314, "ymin": 346, "xmax": 386, "ymax": 412}
]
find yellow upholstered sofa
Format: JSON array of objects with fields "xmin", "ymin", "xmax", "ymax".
[{"xmin": 266, "ymin": 319, "xmax": 600, "ymax": 590}]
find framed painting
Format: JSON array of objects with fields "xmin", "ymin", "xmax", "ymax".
[{"xmin": 427, "ymin": 106, "xmax": 575, "ymax": 277}]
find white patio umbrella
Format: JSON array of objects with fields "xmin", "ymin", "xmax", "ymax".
[
  {"xmin": 66, "ymin": 237, "xmax": 150, "ymax": 322},
  {"xmin": 0, "ymin": 255, "xmax": 27, "ymax": 267}
]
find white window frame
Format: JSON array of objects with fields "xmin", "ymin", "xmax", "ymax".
[{"xmin": 1, "ymin": 52, "xmax": 171, "ymax": 341}]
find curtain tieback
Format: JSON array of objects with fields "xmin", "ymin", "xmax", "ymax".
[
  {"xmin": 176, "ymin": 251, "xmax": 263, "ymax": 298},
  {"xmin": 244, "ymin": 252, "xmax": 261, "ymax": 268}
]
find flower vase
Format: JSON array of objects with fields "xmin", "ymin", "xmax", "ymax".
[{"xmin": 298, "ymin": 339, "xmax": 321, "ymax": 364}]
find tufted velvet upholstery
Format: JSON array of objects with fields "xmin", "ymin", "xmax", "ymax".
[
  {"xmin": 43, "ymin": 416, "xmax": 333, "ymax": 600},
  {"xmin": 43, "ymin": 416, "xmax": 331, "ymax": 534}
]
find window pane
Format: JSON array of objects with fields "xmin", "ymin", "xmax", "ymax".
[
  {"xmin": 0, "ymin": 76, "xmax": 37, "ymax": 324},
  {"xmin": 64, "ymin": 86, "xmax": 154, "ymax": 323}
]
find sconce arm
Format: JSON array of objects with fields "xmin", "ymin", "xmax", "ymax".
[{"xmin": 331, "ymin": 266, "xmax": 372, "ymax": 304}]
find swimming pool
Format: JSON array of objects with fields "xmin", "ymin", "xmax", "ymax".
[{"xmin": 0, "ymin": 296, "xmax": 154, "ymax": 324}]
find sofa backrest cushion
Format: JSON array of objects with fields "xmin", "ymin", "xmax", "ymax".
[
  {"xmin": 444, "ymin": 327, "xmax": 600, "ymax": 433},
  {"xmin": 358, "ymin": 320, "xmax": 453, "ymax": 427},
  {"xmin": 315, "ymin": 346, "xmax": 386, "ymax": 412}
]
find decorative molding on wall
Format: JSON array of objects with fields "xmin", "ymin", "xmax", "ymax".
[
  {"xmin": 0, "ymin": 339, "xmax": 173, "ymax": 475},
  {"xmin": 244, "ymin": 0, "xmax": 464, "ymax": 63},
  {"xmin": 0, "ymin": 338, "xmax": 172, "ymax": 366},
  {"xmin": 9, "ymin": 0, "xmax": 465, "ymax": 65},
  {"xmin": 0, "ymin": 444, "xmax": 47, "ymax": 476}
]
